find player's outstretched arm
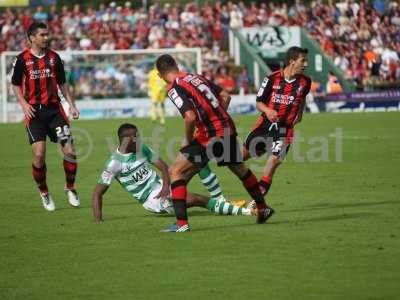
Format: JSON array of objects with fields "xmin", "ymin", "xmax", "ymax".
[
  {"xmin": 152, "ymin": 158, "xmax": 170, "ymax": 199},
  {"xmin": 92, "ymin": 184, "xmax": 109, "ymax": 222}
]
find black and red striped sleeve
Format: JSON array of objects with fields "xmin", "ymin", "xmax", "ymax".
[
  {"xmin": 256, "ymin": 75, "xmax": 273, "ymax": 103},
  {"xmin": 167, "ymin": 84, "xmax": 194, "ymax": 117},
  {"xmin": 54, "ymin": 54, "xmax": 66, "ymax": 85},
  {"xmin": 11, "ymin": 55, "xmax": 24, "ymax": 86}
]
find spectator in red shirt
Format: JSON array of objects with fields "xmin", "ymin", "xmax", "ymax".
[
  {"xmin": 216, "ymin": 67, "xmax": 236, "ymax": 93},
  {"xmin": 20, "ymin": 8, "xmax": 33, "ymax": 30},
  {"xmin": 212, "ymin": 20, "xmax": 223, "ymax": 41},
  {"xmin": 115, "ymin": 37, "xmax": 130, "ymax": 49}
]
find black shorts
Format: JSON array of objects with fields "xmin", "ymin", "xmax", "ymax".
[
  {"xmin": 244, "ymin": 121, "xmax": 293, "ymax": 158},
  {"xmin": 25, "ymin": 103, "xmax": 72, "ymax": 145},
  {"xmin": 180, "ymin": 135, "xmax": 243, "ymax": 168}
]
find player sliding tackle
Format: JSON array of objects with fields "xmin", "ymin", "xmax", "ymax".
[
  {"xmin": 92, "ymin": 123, "xmax": 254, "ymax": 222},
  {"xmin": 156, "ymin": 54, "xmax": 274, "ymax": 232}
]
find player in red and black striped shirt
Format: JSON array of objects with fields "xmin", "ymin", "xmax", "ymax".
[
  {"xmin": 11, "ymin": 22, "xmax": 80, "ymax": 211},
  {"xmin": 243, "ymin": 46, "xmax": 311, "ymax": 199},
  {"xmin": 156, "ymin": 54, "xmax": 274, "ymax": 232}
]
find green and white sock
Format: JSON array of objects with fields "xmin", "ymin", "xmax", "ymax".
[
  {"xmin": 206, "ymin": 199, "xmax": 251, "ymax": 216},
  {"xmin": 198, "ymin": 165, "xmax": 225, "ymax": 202}
]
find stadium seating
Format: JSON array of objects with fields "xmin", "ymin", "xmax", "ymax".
[{"xmin": 0, "ymin": 0, "xmax": 399, "ymax": 96}]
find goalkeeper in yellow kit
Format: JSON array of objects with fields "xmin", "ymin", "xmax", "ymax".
[{"xmin": 148, "ymin": 67, "xmax": 167, "ymax": 124}]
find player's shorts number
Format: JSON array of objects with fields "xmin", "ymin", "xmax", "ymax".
[
  {"xmin": 272, "ymin": 141, "xmax": 283, "ymax": 153},
  {"xmin": 55, "ymin": 125, "xmax": 71, "ymax": 139}
]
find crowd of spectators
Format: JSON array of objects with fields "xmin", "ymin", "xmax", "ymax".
[
  {"xmin": 301, "ymin": 0, "xmax": 400, "ymax": 88},
  {"xmin": 0, "ymin": 0, "xmax": 399, "ymax": 98}
]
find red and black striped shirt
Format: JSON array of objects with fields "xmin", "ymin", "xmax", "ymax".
[
  {"xmin": 256, "ymin": 69, "xmax": 311, "ymax": 127},
  {"xmin": 11, "ymin": 48, "xmax": 66, "ymax": 105},
  {"xmin": 167, "ymin": 72, "xmax": 236, "ymax": 145}
]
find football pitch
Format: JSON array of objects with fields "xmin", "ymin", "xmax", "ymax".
[{"xmin": 1, "ymin": 112, "xmax": 399, "ymax": 299}]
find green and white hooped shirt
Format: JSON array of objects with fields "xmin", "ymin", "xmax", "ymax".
[{"xmin": 97, "ymin": 144, "xmax": 161, "ymax": 203}]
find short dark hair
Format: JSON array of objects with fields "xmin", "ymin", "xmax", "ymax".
[
  {"xmin": 27, "ymin": 22, "xmax": 48, "ymax": 40},
  {"xmin": 156, "ymin": 54, "xmax": 178, "ymax": 75},
  {"xmin": 285, "ymin": 47, "xmax": 308, "ymax": 65},
  {"xmin": 117, "ymin": 123, "xmax": 137, "ymax": 140}
]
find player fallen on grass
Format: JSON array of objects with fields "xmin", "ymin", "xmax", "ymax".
[
  {"xmin": 92, "ymin": 123, "xmax": 254, "ymax": 222},
  {"xmin": 243, "ymin": 47, "xmax": 311, "ymax": 208},
  {"xmin": 11, "ymin": 22, "xmax": 80, "ymax": 211},
  {"xmin": 156, "ymin": 54, "xmax": 274, "ymax": 232}
]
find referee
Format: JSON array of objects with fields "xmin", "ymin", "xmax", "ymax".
[{"xmin": 11, "ymin": 22, "xmax": 80, "ymax": 211}]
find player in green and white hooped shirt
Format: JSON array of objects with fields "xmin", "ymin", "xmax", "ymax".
[{"xmin": 92, "ymin": 123, "xmax": 254, "ymax": 222}]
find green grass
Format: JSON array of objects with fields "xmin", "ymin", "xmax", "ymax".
[{"xmin": 1, "ymin": 112, "xmax": 399, "ymax": 299}]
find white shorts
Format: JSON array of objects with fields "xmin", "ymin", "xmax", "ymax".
[{"xmin": 142, "ymin": 183, "xmax": 175, "ymax": 214}]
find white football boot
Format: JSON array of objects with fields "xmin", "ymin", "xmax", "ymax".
[
  {"xmin": 65, "ymin": 188, "xmax": 80, "ymax": 207},
  {"xmin": 40, "ymin": 193, "xmax": 56, "ymax": 212}
]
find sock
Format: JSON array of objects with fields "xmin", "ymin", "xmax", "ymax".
[
  {"xmin": 171, "ymin": 180, "xmax": 188, "ymax": 226},
  {"xmin": 32, "ymin": 163, "xmax": 48, "ymax": 194},
  {"xmin": 198, "ymin": 165, "xmax": 224, "ymax": 201},
  {"xmin": 241, "ymin": 170, "xmax": 267, "ymax": 209},
  {"xmin": 259, "ymin": 175, "xmax": 272, "ymax": 196},
  {"xmin": 63, "ymin": 155, "xmax": 77, "ymax": 190},
  {"xmin": 206, "ymin": 199, "xmax": 251, "ymax": 215}
]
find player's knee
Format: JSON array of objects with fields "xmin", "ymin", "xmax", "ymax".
[
  {"xmin": 33, "ymin": 152, "xmax": 45, "ymax": 166},
  {"xmin": 62, "ymin": 144, "xmax": 76, "ymax": 157}
]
